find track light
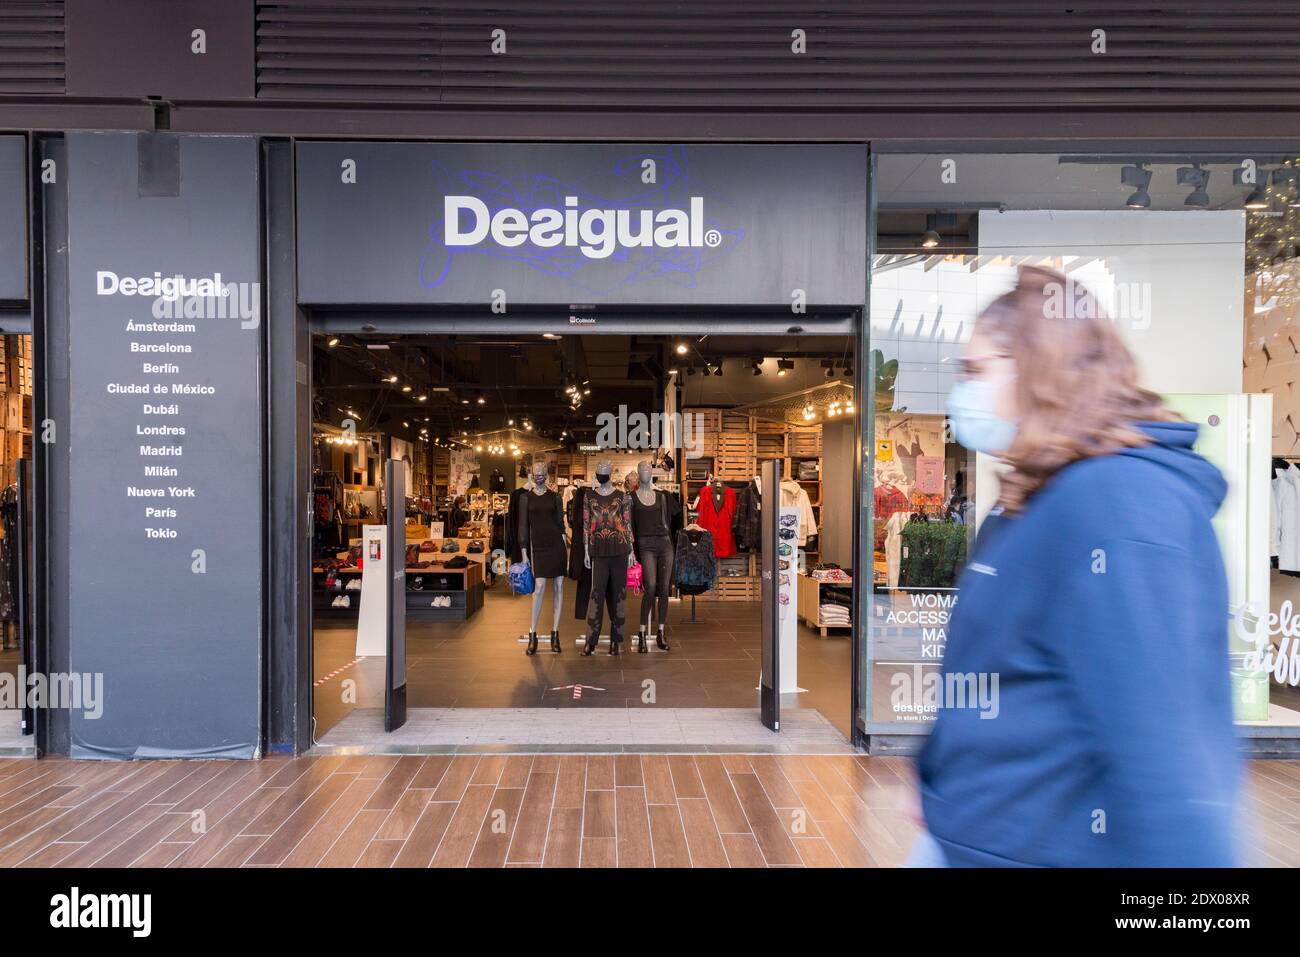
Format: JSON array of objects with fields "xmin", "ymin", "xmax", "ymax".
[
  {"xmin": 1121, "ymin": 163, "xmax": 1152, "ymax": 209},
  {"xmin": 751, "ymin": 359, "xmax": 763, "ymax": 376},
  {"xmin": 327, "ymin": 337, "xmax": 339, "ymax": 348},
  {"xmin": 675, "ymin": 342, "xmax": 688, "ymax": 355},
  {"xmin": 822, "ymin": 359, "xmax": 836, "ymax": 378},
  {"xmin": 402, "ymin": 385, "xmax": 412, "ymax": 393},
  {"xmin": 920, "ymin": 230, "xmax": 940, "ymax": 249},
  {"xmin": 1178, "ymin": 164, "xmax": 1210, "ymax": 208},
  {"xmin": 777, "ymin": 359, "xmax": 795, "ymax": 377}
]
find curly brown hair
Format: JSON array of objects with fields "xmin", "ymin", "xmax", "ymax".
[{"xmin": 978, "ymin": 265, "xmax": 1177, "ymax": 513}]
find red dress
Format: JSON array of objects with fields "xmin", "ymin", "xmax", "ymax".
[{"xmin": 697, "ymin": 485, "xmax": 737, "ymax": 558}]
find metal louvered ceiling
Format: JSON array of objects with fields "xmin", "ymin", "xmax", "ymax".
[
  {"xmin": 254, "ymin": 0, "xmax": 1300, "ymax": 109},
  {"xmin": 0, "ymin": 1, "xmax": 64, "ymax": 95}
]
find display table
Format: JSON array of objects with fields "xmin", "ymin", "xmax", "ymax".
[
  {"xmin": 313, "ymin": 559, "xmax": 484, "ymax": 621},
  {"xmin": 797, "ymin": 572, "xmax": 853, "ymax": 637}
]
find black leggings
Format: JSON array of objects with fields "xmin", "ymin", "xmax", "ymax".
[
  {"xmin": 637, "ymin": 536, "xmax": 674, "ymax": 630},
  {"xmin": 587, "ymin": 554, "xmax": 629, "ymax": 644}
]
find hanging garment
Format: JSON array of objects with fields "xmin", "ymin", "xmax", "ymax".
[
  {"xmin": 732, "ymin": 481, "xmax": 761, "ymax": 552},
  {"xmin": 519, "ymin": 488, "xmax": 567, "ymax": 579},
  {"xmin": 567, "ymin": 486, "xmax": 593, "ymax": 620},
  {"xmin": 696, "ymin": 483, "xmax": 737, "ymax": 557},
  {"xmin": 884, "ymin": 510, "xmax": 911, "ymax": 589},
  {"xmin": 874, "ymin": 482, "xmax": 909, "ymax": 550},
  {"xmin": 1281, "ymin": 465, "xmax": 1300, "ymax": 572},
  {"xmin": 504, "ymin": 486, "xmax": 528, "ymax": 562},
  {"xmin": 0, "ymin": 484, "xmax": 17, "ymax": 622},
  {"xmin": 1271, "ymin": 473, "xmax": 1280, "ymax": 558},
  {"xmin": 674, "ymin": 528, "xmax": 717, "ymax": 595},
  {"xmin": 780, "ymin": 479, "xmax": 817, "ymax": 546}
]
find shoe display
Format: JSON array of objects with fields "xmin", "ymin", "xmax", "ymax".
[
  {"xmin": 550, "ymin": 631, "xmax": 561, "ymax": 654},
  {"xmin": 637, "ymin": 630, "xmax": 648, "ymax": 654},
  {"xmin": 345, "ymin": 578, "xmax": 361, "ymax": 591},
  {"xmin": 581, "ymin": 634, "xmax": 598, "ymax": 656},
  {"xmin": 526, "ymin": 631, "xmax": 538, "ymax": 656},
  {"xmin": 656, "ymin": 627, "xmax": 670, "ymax": 651}
]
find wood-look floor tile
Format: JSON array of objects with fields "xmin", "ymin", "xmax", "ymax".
[
  {"xmin": 585, "ymin": 755, "xmax": 615, "ymax": 790},
  {"xmin": 667, "ymin": 756, "xmax": 705, "ymax": 800},
  {"xmin": 543, "ymin": 806, "xmax": 582, "ymax": 868},
  {"xmin": 319, "ymin": 808, "xmax": 390, "ymax": 868},
  {"xmin": 392, "ymin": 802, "xmax": 456, "ymax": 868},
  {"xmin": 721, "ymin": 832, "xmax": 765, "ymax": 868},
  {"xmin": 615, "ymin": 786, "xmax": 653, "ymax": 867},
  {"xmin": 641, "ymin": 755, "xmax": 676, "ymax": 805},
  {"xmin": 469, "ymin": 787, "xmax": 524, "ymax": 867},
  {"xmin": 648, "ymin": 804, "xmax": 692, "ymax": 868},
  {"xmin": 430, "ymin": 784, "xmax": 495, "ymax": 867},
  {"xmin": 693, "ymin": 756, "xmax": 750, "ymax": 834},
  {"xmin": 729, "ymin": 773, "xmax": 802, "ymax": 867},
  {"xmin": 582, "ymin": 788, "xmax": 615, "ymax": 839},
  {"xmin": 581, "ymin": 836, "xmax": 616, "ymax": 868},
  {"xmin": 357, "ymin": 838, "xmax": 403, "ymax": 867}
]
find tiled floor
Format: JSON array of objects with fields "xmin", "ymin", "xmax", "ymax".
[
  {"xmin": 315, "ymin": 706, "xmax": 857, "ymax": 753},
  {"xmin": 1, "ymin": 753, "xmax": 1296, "ymax": 868},
  {"xmin": 313, "ymin": 587, "xmax": 853, "ymax": 742}
]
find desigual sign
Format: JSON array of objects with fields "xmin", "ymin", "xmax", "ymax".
[{"xmin": 295, "ymin": 142, "xmax": 867, "ymax": 307}]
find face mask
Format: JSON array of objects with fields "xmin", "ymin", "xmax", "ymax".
[{"xmin": 946, "ymin": 378, "xmax": 1016, "ymax": 455}]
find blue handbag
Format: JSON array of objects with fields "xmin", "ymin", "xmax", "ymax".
[{"xmin": 508, "ymin": 561, "xmax": 535, "ymax": 595}]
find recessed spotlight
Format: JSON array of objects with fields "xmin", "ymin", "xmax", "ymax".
[
  {"xmin": 402, "ymin": 385, "xmax": 412, "ymax": 393},
  {"xmin": 418, "ymin": 395, "xmax": 428, "ymax": 402}
]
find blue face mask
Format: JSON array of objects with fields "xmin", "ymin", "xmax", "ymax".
[{"xmin": 946, "ymin": 378, "xmax": 1016, "ymax": 455}]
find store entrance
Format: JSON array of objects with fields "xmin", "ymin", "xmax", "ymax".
[{"xmin": 307, "ymin": 329, "xmax": 858, "ymax": 752}]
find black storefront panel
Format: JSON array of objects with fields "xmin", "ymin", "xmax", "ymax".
[
  {"xmin": 295, "ymin": 142, "xmax": 867, "ymax": 307},
  {"xmin": 63, "ymin": 133, "xmax": 261, "ymax": 758},
  {"xmin": 0, "ymin": 136, "xmax": 26, "ymax": 303}
]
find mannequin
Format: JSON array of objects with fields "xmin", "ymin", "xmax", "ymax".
[
  {"xmin": 582, "ymin": 458, "xmax": 635, "ymax": 656},
  {"xmin": 519, "ymin": 459, "xmax": 566, "ymax": 655},
  {"xmin": 632, "ymin": 460, "xmax": 678, "ymax": 653}
]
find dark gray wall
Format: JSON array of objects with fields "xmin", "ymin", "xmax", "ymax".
[
  {"xmin": 0, "ymin": 136, "xmax": 27, "ymax": 302},
  {"xmin": 296, "ymin": 142, "xmax": 867, "ymax": 307},
  {"xmin": 65, "ymin": 0, "xmax": 254, "ymax": 101},
  {"xmin": 62, "ymin": 133, "xmax": 261, "ymax": 758}
]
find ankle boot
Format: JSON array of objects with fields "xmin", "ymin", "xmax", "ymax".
[
  {"xmin": 656, "ymin": 627, "xmax": 670, "ymax": 651},
  {"xmin": 637, "ymin": 629, "xmax": 648, "ymax": 654},
  {"xmin": 550, "ymin": 630, "xmax": 561, "ymax": 654},
  {"xmin": 609, "ymin": 636, "xmax": 621, "ymax": 656},
  {"xmin": 526, "ymin": 632, "xmax": 538, "ymax": 656},
  {"xmin": 581, "ymin": 634, "xmax": 599, "ymax": 656}
]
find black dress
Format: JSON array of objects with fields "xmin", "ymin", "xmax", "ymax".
[{"xmin": 521, "ymin": 488, "xmax": 566, "ymax": 579}]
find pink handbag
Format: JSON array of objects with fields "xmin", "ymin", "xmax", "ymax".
[{"xmin": 626, "ymin": 561, "xmax": 644, "ymax": 593}]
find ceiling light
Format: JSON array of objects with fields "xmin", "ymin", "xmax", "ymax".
[
  {"xmin": 1121, "ymin": 163, "xmax": 1152, "ymax": 209},
  {"xmin": 327, "ymin": 337, "xmax": 339, "ymax": 347},
  {"xmin": 920, "ymin": 230, "xmax": 941, "ymax": 249},
  {"xmin": 477, "ymin": 396, "xmax": 486, "ymax": 405},
  {"xmin": 418, "ymin": 395, "xmax": 428, "ymax": 402},
  {"xmin": 1177, "ymin": 164, "xmax": 1211, "ymax": 208},
  {"xmin": 474, "ymin": 444, "xmax": 483, "ymax": 452},
  {"xmin": 542, "ymin": 333, "xmax": 560, "ymax": 340},
  {"xmin": 1244, "ymin": 185, "xmax": 1271, "ymax": 211},
  {"xmin": 777, "ymin": 359, "xmax": 795, "ymax": 376},
  {"xmin": 675, "ymin": 343, "xmax": 688, "ymax": 355},
  {"xmin": 402, "ymin": 385, "xmax": 412, "ymax": 393},
  {"xmin": 821, "ymin": 359, "xmax": 836, "ymax": 378},
  {"xmin": 750, "ymin": 359, "xmax": 763, "ymax": 376},
  {"xmin": 386, "ymin": 375, "xmax": 398, "ymax": 383}
]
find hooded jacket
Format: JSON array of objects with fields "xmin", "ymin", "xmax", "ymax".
[{"xmin": 917, "ymin": 421, "xmax": 1241, "ymax": 867}]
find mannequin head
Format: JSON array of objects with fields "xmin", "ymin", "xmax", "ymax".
[
  {"xmin": 595, "ymin": 459, "xmax": 613, "ymax": 486},
  {"xmin": 637, "ymin": 461, "xmax": 653, "ymax": 487},
  {"xmin": 532, "ymin": 460, "xmax": 548, "ymax": 484}
]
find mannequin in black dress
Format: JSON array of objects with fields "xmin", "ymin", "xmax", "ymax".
[{"xmin": 519, "ymin": 460, "xmax": 566, "ymax": 655}]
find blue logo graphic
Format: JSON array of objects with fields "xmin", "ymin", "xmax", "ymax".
[{"xmin": 419, "ymin": 146, "xmax": 743, "ymax": 294}]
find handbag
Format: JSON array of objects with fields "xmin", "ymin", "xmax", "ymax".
[
  {"xmin": 508, "ymin": 561, "xmax": 535, "ymax": 595},
  {"xmin": 626, "ymin": 560, "xmax": 643, "ymax": 594}
]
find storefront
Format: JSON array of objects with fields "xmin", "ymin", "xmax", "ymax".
[{"xmin": 3, "ymin": 2, "xmax": 1299, "ymax": 760}]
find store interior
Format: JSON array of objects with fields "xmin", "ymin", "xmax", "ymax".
[
  {"xmin": 309, "ymin": 332, "xmax": 858, "ymax": 744},
  {"xmin": 0, "ymin": 334, "xmax": 34, "ymax": 749}
]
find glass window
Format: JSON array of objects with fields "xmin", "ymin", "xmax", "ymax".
[{"xmin": 864, "ymin": 151, "xmax": 1300, "ymax": 736}]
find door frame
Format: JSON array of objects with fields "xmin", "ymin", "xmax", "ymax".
[{"xmin": 298, "ymin": 312, "xmax": 868, "ymax": 746}]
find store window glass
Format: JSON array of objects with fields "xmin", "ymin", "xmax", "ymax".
[{"xmin": 865, "ymin": 151, "xmax": 1300, "ymax": 735}]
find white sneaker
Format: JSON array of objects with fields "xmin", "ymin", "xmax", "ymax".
[{"xmin": 339, "ymin": 595, "xmax": 351, "ymax": 608}]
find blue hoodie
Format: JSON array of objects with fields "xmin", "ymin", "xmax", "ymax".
[{"xmin": 917, "ymin": 421, "xmax": 1241, "ymax": 867}]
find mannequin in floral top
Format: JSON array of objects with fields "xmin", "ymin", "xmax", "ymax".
[{"xmin": 582, "ymin": 459, "xmax": 635, "ymax": 656}]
